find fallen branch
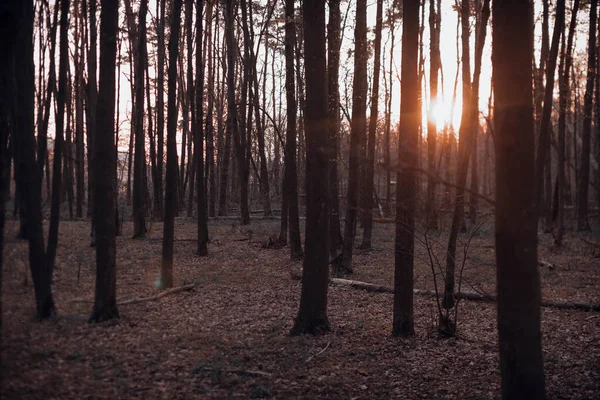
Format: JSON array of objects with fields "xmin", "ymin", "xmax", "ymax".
[
  {"xmin": 196, "ymin": 366, "xmax": 272, "ymax": 377},
  {"xmin": 330, "ymin": 278, "xmax": 600, "ymax": 312},
  {"xmin": 118, "ymin": 283, "xmax": 198, "ymax": 306},
  {"xmin": 305, "ymin": 341, "xmax": 331, "ymax": 363},
  {"xmin": 72, "ymin": 283, "xmax": 199, "ymax": 306}
]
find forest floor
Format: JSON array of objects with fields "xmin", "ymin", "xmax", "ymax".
[{"xmin": 2, "ymin": 215, "xmax": 600, "ymax": 399}]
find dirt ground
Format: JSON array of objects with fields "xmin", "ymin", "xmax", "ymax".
[{"xmin": 2, "ymin": 216, "xmax": 599, "ymax": 399}]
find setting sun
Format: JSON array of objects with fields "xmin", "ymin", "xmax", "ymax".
[{"xmin": 426, "ymin": 97, "xmax": 463, "ymax": 132}]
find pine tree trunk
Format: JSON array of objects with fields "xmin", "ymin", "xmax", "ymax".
[
  {"xmin": 90, "ymin": 0, "xmax": 120, "ymax": 323},
  {"xmin": 290, "ymin": 0, "xmax": 330, "ymax": 336},
  {"xmin": 360, "ymin": 0, "xmax": 383, "ymax": 250},
  {"xmin": 11, "ymin": 0, "xmax": 56, "ymax": 319},
  {"xmin": 327, "ymin": 0, "xmax": 343, "ymax": 256},
  {"xmin": 576, "ymin": 0, "xmax": 596, "ymax": 231},
  {"xmin": 161, "ymin": 0, "xmax": 183, "ymax": 289},
  {"xmin": 492, "ymin": 1, "xmax": 546, "ymax": 397},
  {"xmin": 393, "ymin": 0, "xmax": 419, "ymax": 337},
  {"xmin": 282, "ymin": 0, "xmax": 303, "ymax": 259},
  {"xmin": 339, "ymin": 0, "xmax": 368, "ymax": 276},
  {"xmin": 195, "ymin": 0, "xmax": 208, "ymax": 256}
]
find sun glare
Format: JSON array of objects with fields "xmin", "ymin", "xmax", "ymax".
[{"xmin": 427, "ymin": 98, "xmax": 462, "ymax": 132}]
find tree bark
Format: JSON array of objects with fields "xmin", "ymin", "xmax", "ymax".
[
  {"xmin": 290, "ymin": 0, "xmax": 330, "ymax": 336},
  {"xmin": 492, "ymin": 1, "xmax": 546, "ymax": 397},
  {"xmin": 161, "ymin": 0, "xmax": 183, "ymax": 289},
  {"xmin": 339, "ymin": 0, "xmax": 368, "ymax": 276},
  {"xmin": 327, "ymin": 0, "xmax": 343, "ymax": 256},
  {"xmin": 392, "ymin": 0, "xmax": 419, "ymax": 338},
  {"xmin": 131, "ymin": 0, "xmax": 148, "ymax": 238},
  {"xmin": 576, "ymin": 0, "xmax": 596, "ymax": 231},
  {"xmin": 89, "ymin": 0, "xmax": 120, "ymax": 323},
  {"xmin": 535, "ymin": 0, "xmax": 565, "ymax": 227},
  {"xmin": 195, "ymin": 0, "xmax": 208, "ymax": 256}
]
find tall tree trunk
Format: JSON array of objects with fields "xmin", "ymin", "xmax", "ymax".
[
  {"xmin": 392, "ymin": 0, "xmax": 419, "ymax": 337},
  {"xmin": 327, "ymin": 0, "xmax": 343, "ymax": 256},
  {"xmin": 161, "ymin": 0, "xmax": 183, "ymax": 289},
  {"xmin": 339, "ymin": 0, "xmax": 368, "ymax": 276},
  {"xmin": 154, "ymin": 0, "xmax": 165, "ymax": 219},
  {"xmin": 492, "ymin": 1, "xmax": 546, "ymax": 397},
  {"xmin": 290, "ymin": 0, "xmax": 330, "ymax": 336},
  {"xmin": 441, "ymin": 0, "xmax": 478, "ymax": 334},
  {"xmin": 11, "ymin": 0, "xmax": 56, "ymax": 319},
  {"xmin": 218, "ymin": 26, "xmax": 231, "ymax": 216},
  {"xmin": 535, "ymin": 0, "xmax": 565, "ymax": 226},
  {"xmin": 74, "ymin": 0, "xmax": 85, "ymax": 219},
  {"xmin": 577, "ymin": 0, "xmax": 597, "ymax": 230},
  {"xmin": 206, "ymin": 0, "xmax": 216, "ymax": 218},
  {"xmin": 426, "ymin": 0, "xmax": 440, "ymax": 229},
  {"xmin": 281, "ymin": 0, "xmax": 303, "ymax": 258},
  {"xmin": 90, "ymin": 0, "xmax": 120, "ymax": 323},
  {"xmin": 555, "ymin": 0, "xmax": 580, "ymax": 246},
  {"xmin": 384, "ymin": 18, "xmax": 395, "ymax": 217},
  {"xmin": 131, "ymin": 0, "xmax": 148, "ymax": 238},
  {"xmin": 360, "ymin": 0, "xmax": 383, "ymax": 250},
  {"xmin": 195, "ymin": 0, "xmax": 208, "ymax": 256},
  {"xmin": 47, "ymin": 0, "xmax": 69, "ymax": 278}
]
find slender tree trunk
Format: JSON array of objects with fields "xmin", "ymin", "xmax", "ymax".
[
  {"xmin": 161, "ymin": 0, "xmax": 183, "ymax": 289},
  {"xmin": 195, "ymin": 0, "xmax": 208, "ymax": 256},
  {"xmin": 492, "ymin": 1, "xmax": 546, "ymax": 397},
  {"xmin": 74, "ymin": 0, "xmax": 85, "ymax": 219},
  {"xmin": 426, "ymin": 0, "xmax": 440, "ymax": 229},
  {"xmin": 535, "ymin": 0, "xmax": 565, "ymax": 226},
  {"xmin": 281, "ymin": 0, "xmax": 303, "ymax": 258},
  {"xmin": 339, "ymin": 0, "xmax": 368, "ymax": 276},
  {"xmin": 206, "ymin": 0, "xmax": 216, "ymax": 218},
  {"xmin": 577, "ymin": 0, "xmax": 598, "ymax": 228},
  {"xmin": 131, "ymin": 0, "xmax": 148, "ymax": 238},
  {"xmin": 360, "ymin": 0, "xmax": 383, "ymax": 250},
  {"xmin": 11, "ymin": 0, "xmax": 56, "ymax": 319},
  {"xmin": 555, "ymin": 0, "xmax": 580, "ymax": 246},
  {"xmin": 327, "ymin": 0, "xmax": 343, "ymax": 256},
  {"xmin": 392, "ymin": 0, "xmax": 419, "ymax": 337},
  {"xmin": 290, "ymin": 0, "xmax": 330, "ymax": 336},
  {"xmin": 441, "ymin": 0, "xmax": 478, "ymax": 334},
  {"xmin": 384, "ymin": 20, "xmax": 395, "ymax": 217},
  {"xmin": 90, "ymin": 0, "xmax": 120, "ymax": 323},
  {"xmin": 153, "ymin": 0, "xmax": 165, "ymax": 219},
  {"xmin": 47, "ymin": 0, "xmax": 69, "ymax": 277}
]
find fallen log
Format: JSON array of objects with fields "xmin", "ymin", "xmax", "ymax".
[
  {"xmin": 71, "ymin": 283, "xmax": 199, "ymax": 306},
  {"xmin": 330, "ymin": 278, "xmax": 600, "ymax": 312},
  {"xmin": 118, "ymin": 283, "xmax": 198, "ymax": 306}
]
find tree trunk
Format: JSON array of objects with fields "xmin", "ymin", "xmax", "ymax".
[
  {"xmin": 339, "ymin": 0, "xmax": 368, "ymax": 276},
  {"xmin": 392, "ymin": 0, "xmax": 419, "ymax": 337},
  {"xmin": 576, "ymin": 0, "xmax": 596, "ymax": 231},
  {"xmin": 360, "ymin": 0, "xmax": 383, "ymax": 250},
  {"xmin": 426, "ymin": 0, "xmax": 440, "ymax": 229},
  {"xmin": 492, "ymin": 1, "xmax": 546, "ymax": 397},
  {"xmin": 441, "ymin": 0, "xmax": 478, "ymax": 330},
  {"xmin": 535, "ymin": 0, "xmax": 565, "ymax": 226},
  {"xmin": 161, "ymin": 0, "xmax": 183, "ymax": 289},
  {"xmin": 11, "ymin": 0, "xmax": 56, "ymax": 319},
  {"xmin": 206, "ymin": 0, "xmax": 216, "ymax": 218},
  {"xmin": 555, "ymin": 0, "xmax": 580, "ymax": 246},
  {"xmin": 195, "ymin": 0, "xmax": 208, "ymax": 256},
  {"xmin": 47, "ymin": 0, "xmax": 69, "ymax": 278},
  {"xmin": 90, "ymin": 0, "xmax": 120, "ymax": 323},
  {"xmin": 290, "ymin": 0, "xmax": 330, "ymax": 336},
  {"xmin": 131, "ymin": 0, "xmax": 148, "ymax": 238},
  {"xmin": 327, "ymin": 0, "xmax": 343, "ymax": 256},
  {"xmin": 74, "ymin": 0, "xmax": 85, "ymax": 219}
]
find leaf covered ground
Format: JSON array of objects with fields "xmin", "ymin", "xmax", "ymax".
[{"xmin": 2, "ymin": 217, "xmax": 599, "ymax": 399}]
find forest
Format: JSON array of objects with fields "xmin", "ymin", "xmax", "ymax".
[{"xmin": 0, "ymin": 0, "xmax": 599, "ymax": 398}]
